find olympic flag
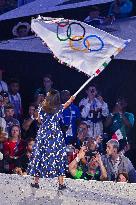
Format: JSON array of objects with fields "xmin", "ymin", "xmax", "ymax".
[{"xmin": 31, "ymin": 16, "xmax": 129, "ymax": 96}]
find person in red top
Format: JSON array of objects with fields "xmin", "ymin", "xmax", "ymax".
[{"xmin": 3, "ymin": 125, "xmax": 25, "ymax": 173}]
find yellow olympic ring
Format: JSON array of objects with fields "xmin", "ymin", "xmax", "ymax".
[{"xmin": 69, "ymin": 35, "xmax": 90, "ymax": 52}]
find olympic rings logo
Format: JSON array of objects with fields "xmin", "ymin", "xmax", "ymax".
[{"xmin": 56, "ymin": 21, "xmax": 104, "ymax": 52}]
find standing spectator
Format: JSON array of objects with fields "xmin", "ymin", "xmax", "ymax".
[
  {"xmin": 108, "ymin": 0, "xmax": 133, "ymax": 18},
  {"xmin": 60, "ymin": 90, "xmax": 81, "ymax": 145},
  {"xmin": 79, "ymin": 84, "xmax": 109, "ymax": 138},
  {"xmin": 22, "ymin": 103, "xmax": 40, "ymax": 140},
  {"xmin": 102, "ymin": 139, "xmax": 136, "ymax": 182},
  {"xmin": 105, "ymin": 97, "xmax": 134, "ymax": 150},
  {"xmin": 4, "ymin": 104, "xmax": 20, "ymax": 134},
  {"xmin": 34, "ymin": 74, "xmax": 53, "ymax": 97},
  {"xmin": 8, "ymin": 79, "xmax": 22, "ymax": 120},
  {"xmin": 0, "ymin": 69, "xmax": 8, "ymax": 92},
  {"xmin": 3, "ymin": 125, "xmax": 25, "ymax": 173}
]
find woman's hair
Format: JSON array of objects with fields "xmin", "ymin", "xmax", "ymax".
[
  {"xmin": 42, "ymin": 89, "xmax": 61, "ymax": 114},
  {"xmin": 116, "ymin": 172, "xmax": 129, "ymax": 182},
  {"xmin": 10, "ymin": 124, "xmax": 21, "ymax": 139}
]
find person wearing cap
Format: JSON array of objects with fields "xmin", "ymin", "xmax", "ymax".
[
  {"xmin": 0, "ymin": 69, "xmax": 8, "ymax": 93},
  {"xmin": 12, "ymin": 22, "xmax": 31, "ymax": 38},
  {"xmin": 101, "ymin": 139, "xmax": 136, "ymax": 182}
]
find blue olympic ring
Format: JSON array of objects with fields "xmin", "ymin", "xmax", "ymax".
[{"xmin": 83, "ymin": 35, "xmax": 104, "ymax": 52}]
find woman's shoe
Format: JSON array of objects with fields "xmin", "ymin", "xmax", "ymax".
[
  {"xmin": 58, "ymin": 184, "xmax": 66, "ymax": 190},
  {"xmin": 31, "ymin": 183, "xmax": 39, "ymax": 189}
]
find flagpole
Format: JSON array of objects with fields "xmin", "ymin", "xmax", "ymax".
[{"xmin": 73, "ymin": 73, "xmax": 96, "ymax": 97}]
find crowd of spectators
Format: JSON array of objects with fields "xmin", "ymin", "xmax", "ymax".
[
  {"xmin": 84, "ymin": 0, "xmax": 134, "ymax": 29},
  {"xmin": 0, "ymin": 68, "xmax": 136, "ymax": 184}
]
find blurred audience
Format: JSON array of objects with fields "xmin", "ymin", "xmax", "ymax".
[
  {"xmin": 105, "ymin": 97, "xmax": 134, "ymax": 151},
  {"xmin": 60, "ymin": 90, "xmax": 81, "ymax": 145},
  {"xmin": 84, "ymin": 6, "xmax": 114, "ymax": 27},
  {"xmin": 8, "ymin": 79, "xmax": 22, "ymax": 120},
  {"xmin": 0, "ymin": 69, "xmax": 8, "ymax": 92},
  {"xmin": 108, "ymin": 0, "xmax": 133, "ymax": 18}
]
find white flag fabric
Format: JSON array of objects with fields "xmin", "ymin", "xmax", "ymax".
[{"xmin": 31, "ymin": 16, "xmax": 128, "ymax": 76}]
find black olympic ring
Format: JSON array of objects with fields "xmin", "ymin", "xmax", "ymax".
[{"xmin": 66, "ymin": 22, "xmax": 86, "ymax": 42}]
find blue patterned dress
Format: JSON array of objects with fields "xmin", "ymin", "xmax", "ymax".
[{"xmin": 27, "ymin": 106, "xmax": 67, "ymax": 178}]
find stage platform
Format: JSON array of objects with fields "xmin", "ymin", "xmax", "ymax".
[{"xmin": 0, "ymin": 174, "xmax": 136, "ymax": 205}]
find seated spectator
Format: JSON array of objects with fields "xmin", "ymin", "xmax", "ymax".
[
  {"xmin": 116, "ymin": 172, "xmax": 129, "ymax": 182},
  {"xmin": 74, "ymin": 121, "xmax": 90, "ymax": 150},
  {"xmin": 3, "ymin": 125, "xmax": 25, "ymax": 174},
  {"xmin": 0, "ymin": 69, "xmax": 8, "ymax": 92},
  {"xmin": 108, "ymin": 0, "xmax": 133, "ymax": 18},
  {"xmin": 86, "ymin": 137, "xmax": 103, "ymax": 157},
  {"xmin": 0, "ymin": 117, "xmax": 8, "ymax": 140},
  {"xmin": 0, "ymin": 117, "xmax": 8, "ymax": 172},
  {"xmin": 60, "ymin": 90, "xmax": 81, "ymax": 145},
  {"xmin": 0, "ymin": 94, "xmax": 4, "ymax": 118},
  {"xmin": 79, "ymin": 84, "xmax": 109, "ymax": 138},
  {"xmin": 8, "ymin": 79, "xmax": 22, "ymax": 120},
  {"xmin": 14, "ymin": 138, "xmax": 35, "ymax": 175},
  {"xmin": 84, "ymin": 6, "xmax": 113, "ymax": 27},
  {"xmin": 12, "ymin": 22, "xmax": 31, "ymax": 38},
  {"xmin": 22, "ymin": 103, "xmax": 40, "ymax": 140},
  {"xmin": 34, "ymin": 93, "xmax": 45, "ymax": 107},
  {"xmin": 66, "ymin": 144, "xmax": 77, "ymax": 164},
  {"xmin": 69, "ymin": 146, "xmax": 107, "ymax": 180},
  {"xmin": 4, "ymin": 103, "xmax": 20, "ymax": 134},
  {"xmin": 102, "ymin": 139, "xmax": 136, "ymax": 182},
  {"xmin": 34, "ymin": 74, "xmax": 53, "ymax": 97},
  {"xmin": 0, "ymin": 91, "xmax": 10, "ymax": 118},
  {"xmin": 105, "ymin": 97, "xmax": 134, "ymax": 151}
]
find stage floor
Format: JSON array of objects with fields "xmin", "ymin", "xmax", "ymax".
[{"xmin": 0, "ymin": 173, "xmax": 135, "ymax": 205}]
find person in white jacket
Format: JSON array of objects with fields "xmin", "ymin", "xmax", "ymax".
[{"xmin": 79, "ymin": 85, "xmax": 109, "ymax": 138}]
